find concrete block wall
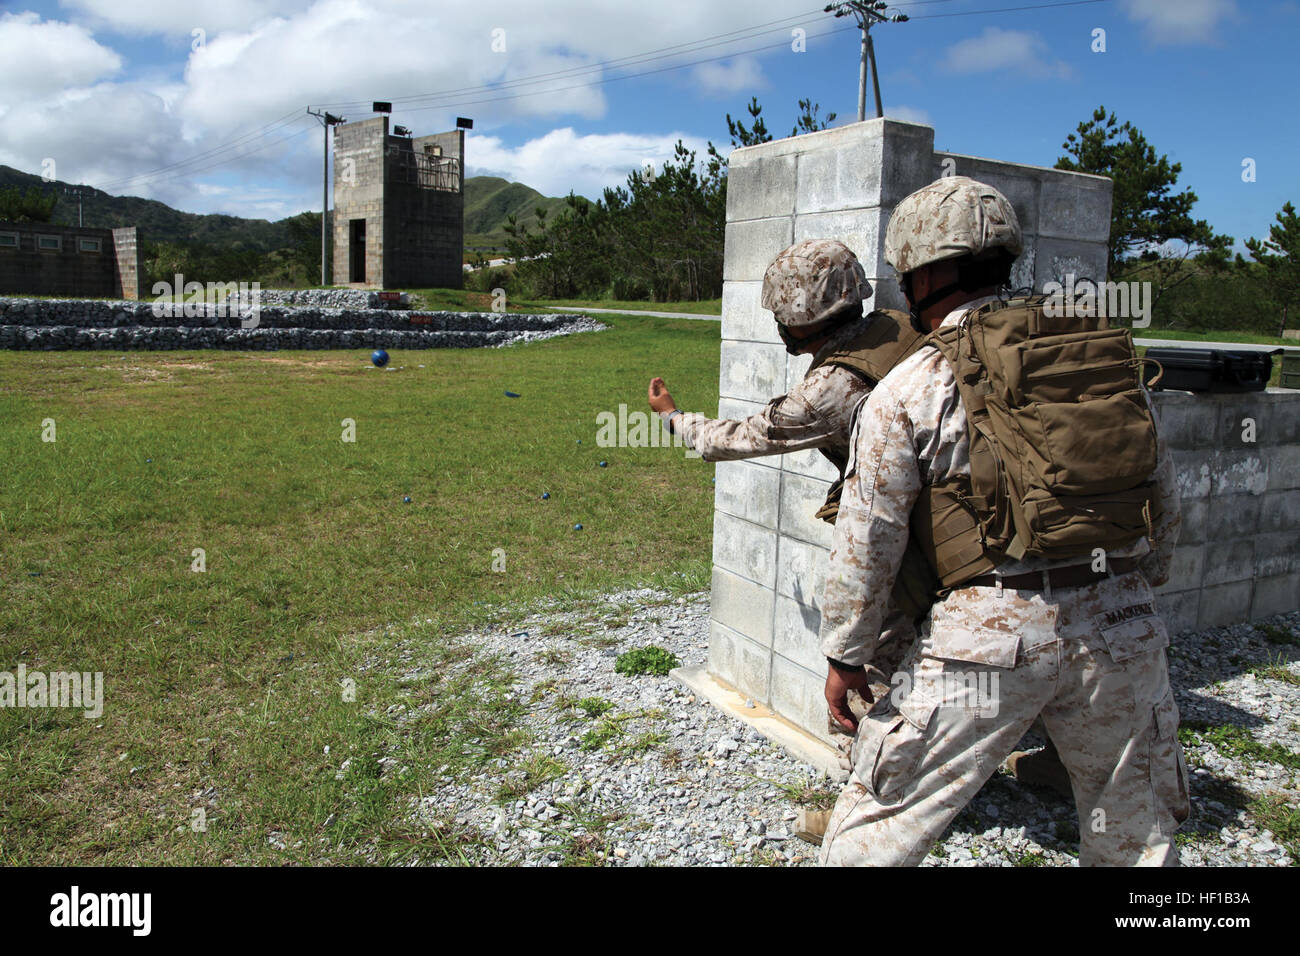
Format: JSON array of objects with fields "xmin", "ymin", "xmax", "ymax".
[
  {"xmin": 111, "ymin": 227, "xmax": 141, "ymax": 300},
  {"xmin": 333, "ymin": 118, "xmax": 387, "ymax": 289},
  {"xmin": 0, "ymin": 222, "xmax": 132, "ymax": 298},
  {"xmin": 710, "ymin": 117, "xmax": 1149, "ymax": 745}
]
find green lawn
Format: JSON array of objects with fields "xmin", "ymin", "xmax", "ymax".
[
  {"xmin": 1131, "ymin": 327, "xmax": 1293, "ymax": 346},
  {"xmin": 0, "ymin": 314, "xmax": 719, "ymax": 864}
]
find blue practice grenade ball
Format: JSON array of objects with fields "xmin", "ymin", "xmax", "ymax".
[{"xmin": 371, "ymin": 349, "xmax": 389, "ymax": 367}]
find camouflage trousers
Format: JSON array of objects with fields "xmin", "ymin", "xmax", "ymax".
[{"xmin": 820, "ymin": 570, "xmax": 1191, "ymax": 867}]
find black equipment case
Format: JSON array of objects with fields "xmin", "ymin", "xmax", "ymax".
[{"xmin": 1143, "ymin": 347, "xmax": 1278, "ymax": 393}]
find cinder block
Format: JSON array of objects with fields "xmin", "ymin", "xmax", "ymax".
[
  {"xmin": 1201, "ymin": 536, "xmax": 1254, "ymax": 587},
  {"xmin": 871, "ymin": 120, "xmax": 936, "ymax": 207},
  {"xmin": 777, "ymin": 535, "xmax": 832, "ymax": 606},
  {"xmin": 1207, "ymin": 493, "xmax": 1262, "ymax": 540},
  {"xmin": 723, "ymin": 217, "xmax": 794, "ymax": 282},
  {"xmin": 1259, "ymin": 489, "xmax": 1300, "ymax": 532},
  {"xmin": 1254, "ymin": 531, "xmax": 1300, "ymax": 577},
  {"xmin": 1150, "ymin": 393, "xmax": 1219, "ymax": 450},
  {"xmin": 934, "ymin": 154, "xmax": 1042, "ymax": 236},
  {"xmin": 708, "ymin": 619, "xmax": 739, "ymax": 687},
  {"xmin": 736, "ymin": 633, "xmax": 772, "ymax": 703},
  {"xmin": 773, "ymin": 594, "xmax": 824, "ymax": 673},
  {"xmin": 794, "ymin": 139, "xmax": 883, "ymax": 215},
  {"xmin": 782, "ymin": 446, "xmax": 840, "ymax": 482},
  {"xmin": 714, "ymin": 459, "xmax": 781, "ymax": 528},
  {"xmin": 1175, "ymin": 497, "xmax": 1208, "ymax": 546},
  {"xmin": 769, "ymin": 653, "xmax": 832, "ymax": 745},
  {"xmin": 719, "ymin": 339, "xmax": 785, "ymax": 404},
  {"xmin": 726, "ymin": 151, "xmax": 797, "ymax": 222},
  {"xmin": 721, "ymin": 280, "xmax": 780, "ymax": 344},
  {"xmin": 1009, "ymin": 245, "xmax": 1037, "ymax": 295},
  {"xmin": 1251, "ymin": 573, "xmax": 1300, "ymax": 620},
  {"xmin": 1197, "ymin": 580, "xmax": 1254, "ymax": 630},
  {"xmin": 711, "ymin": 566, "xmax": 776, "ymax": 648},
  {"xmin": 1172, "ymin": 449, "xmax": 1213, "ymax": 500},
  {"xmin": 1257, "ymin": 391, "xmax": 1300, "ymax": 445},
  {"xmin": 1033, "ymin": 237, "xmax": 1109, "ymax": 290},
  {"xmin": 779, "ymin": 475, "xmax": 836, "ymax": 548},
  {"xmin": 1153, "ymin": 590, "xmax": 1199, "ymax": 636},
  {"xmin": 1215, "ymin": 396, "xmax": 1270, "ymax": 451},
  {"xmin": 1155, "ymin": 544, "xmax": 1205, "ymax": 595},
  {"xmin": 711, "ymin": 511, "xmax": 777, "ymax": 588},
  {"xmin": 1265, "ymin": 444, "xmax": 1300, "ymax": 492},
  {"xmin": 1208, "ymin": 448, "xmax": 1269, "ymax": 497},
  {"xmin": 1039, "ymin": 175, "xmax": 1113, "ymax": 243}
]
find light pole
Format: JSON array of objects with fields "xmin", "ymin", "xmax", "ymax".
[{"xmin": 824, "ymin": 2, "xmax": 909, "ymax": 121}]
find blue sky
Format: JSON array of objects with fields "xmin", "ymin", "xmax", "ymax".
[{"xmin": 0, "ymin": 0, "xmax": 1293, "ymax": 252}]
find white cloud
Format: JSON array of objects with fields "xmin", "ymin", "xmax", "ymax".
[
  {"xmin": 943, "ymin": 27, "xmax": 1073, "ymax": 80},
  {"xmin": 0, "ymin": 1, "xmax": 800, "ymax": 216},
  {"xmin": 61, "ymin": 0, "xmax": 310, "ymax": 38},
  {"xmin": 691, "ymin": 56, "xmax": 765, "ymax": 96},
  {"xmin": 0, "ymin": 12, "xmax": 122, "ymax": 99},
  {"xmin": 467, "ymin": 127, "xmax": 715, "ymax": 201},
  {"xmin": 884, "ymin": 105, "xmax": 931, "ymax": 127},
  {"xmin": 1121, "ymin": 0, "xmax": 1239, "ymax": 45}
]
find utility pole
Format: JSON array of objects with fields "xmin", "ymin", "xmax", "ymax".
[
  {"xmin": 825, "ymin": 2, "xmax": 909, "ymax": 121},
  {"xmin": 63, "ymin": 186, "xmax": 84, "ymax": 226},
  {"xmin": 307, "ymin": 108, "xmax": 345, "ymax": 286}
]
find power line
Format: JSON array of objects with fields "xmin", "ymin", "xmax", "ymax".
[
  {"xmin": 908, "ymin": 0, "xmax": 1109, "ymax": 19},
  {"xmin": 83, "ymin": 0, "xmax": 1105, "ymax": 194},
  {"xmin": 87, "ymin": 110, "xmax": 314, "ymax": 191},
  {"xmin": 318, "ymin": 6, "xmax": 839, "ymax": 112}
]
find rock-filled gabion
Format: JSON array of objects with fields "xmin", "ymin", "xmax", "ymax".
[
  {"xmin": 0, "ymin": 297, "xmax": 604, "ymax": 350},
  {"xmin": 218, "ymin": 288, "xmax": 410, "ymax": 310}
]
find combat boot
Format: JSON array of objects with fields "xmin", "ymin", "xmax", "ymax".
[{"xmin": 1006, "ymin": 740, "xmax": 1073, "ymax": 800}]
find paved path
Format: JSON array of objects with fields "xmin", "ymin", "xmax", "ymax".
[
  {"xmin": 1134, "ymin": 337, "xmax": 1297, "ymax": 353},
  {"xmin": 538, "ymin": 306, "xmax": 1298, "ymax": 347},
  {"xmin": 542, "ymin": 305, "xmax": 721, "ymax": 321}
]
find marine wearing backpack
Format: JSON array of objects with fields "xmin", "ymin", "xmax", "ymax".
[{"xmin": 817, "ymin": 176, "xmax": 1188, "ymax": 867}]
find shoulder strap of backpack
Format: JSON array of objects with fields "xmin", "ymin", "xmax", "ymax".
[{"xmin": 811, "ymin": 309, "xmax": 926, "ymax": 386}]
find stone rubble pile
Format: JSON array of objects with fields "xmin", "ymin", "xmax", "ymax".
[{"xmin": 0, "ymin": 297, "xmax": 603, "ymax": 350}]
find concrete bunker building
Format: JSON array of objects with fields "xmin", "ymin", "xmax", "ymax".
[{"xmin": 332, "ymin": 117, "xmax": 465, "ymax": 290}]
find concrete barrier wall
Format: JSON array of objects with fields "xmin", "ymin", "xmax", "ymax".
[{"xmin": 707, "ymin": 118, "xmax": 1299, "ymax": 745}]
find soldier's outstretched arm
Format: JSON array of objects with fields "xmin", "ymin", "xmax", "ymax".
[{"xmin": 646, "ymin": 368, "xmax": 864, "ymax": 462}]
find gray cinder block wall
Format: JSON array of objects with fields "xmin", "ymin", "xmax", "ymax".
[{"xmin": 706, "ymin": 118, "xmax": 1300, "ymax": 747}]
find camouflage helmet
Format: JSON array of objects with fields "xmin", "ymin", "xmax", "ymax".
[
  {"xmin": 761, "ymin": 239, "xmax": 872, "ymax": 329},
  {"xmin": 884, "ymin": 176, "xmax": 1023, "ymax": 276}
]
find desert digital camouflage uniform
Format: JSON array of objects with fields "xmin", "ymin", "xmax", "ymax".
[
  {"xmin": 665, "ymin": 324, "xmax": 872, "ymax": 463},
  {"xmin": 664, "ymin": 240, "xmax": 916, "ymax": 695},
  {"xmin": 816, "ymin": 293, "xmax": 1189, "ymax": 867}
]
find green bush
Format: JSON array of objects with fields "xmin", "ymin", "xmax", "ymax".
[{"xmin": 615, "ymin": 645, "xmax": 681, "ymax": 677}]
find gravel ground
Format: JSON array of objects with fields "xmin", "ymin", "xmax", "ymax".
[{"xmin": 382, "ymin": 588, "xmax": 1299, "ymax": 867}]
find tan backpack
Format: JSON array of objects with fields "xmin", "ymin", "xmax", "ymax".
[{"xmin": 916, "ymin": 295, "xmax": 1163, "ymax": 588}]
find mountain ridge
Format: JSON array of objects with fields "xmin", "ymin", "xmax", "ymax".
[{"xmin": 0, "ymin": 165, "xmax": 576, "ymax": 252}]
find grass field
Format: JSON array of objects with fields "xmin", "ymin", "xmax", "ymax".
[{"xmin": 0, "ymin": 315, "xmax": 720, "ymax": 864}]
